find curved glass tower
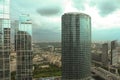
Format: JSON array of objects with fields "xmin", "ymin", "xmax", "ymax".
[
  {"xmin": 62, "ymin": 12, "xmax": 91, "ymax": 80},
  {"xmin": 0, "ymin": 0, "xmax": 11, "ymax": 80},
  {"xmin": 15, "ymin": 14, "xmax": 32, "ymax": 80}
]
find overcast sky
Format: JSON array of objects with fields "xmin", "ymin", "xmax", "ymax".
[{"xmin": 11, "ymin": 0, "xmax": 120, "ymax": 42}]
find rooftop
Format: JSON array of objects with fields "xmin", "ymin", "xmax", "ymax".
[{"xmin": 63, "ymin": 12, "xmax": 91, "ymax": 17}]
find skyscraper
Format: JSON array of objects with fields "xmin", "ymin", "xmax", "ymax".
[
  {"xmin": 62, "ymin": 12, "xmax": 91, "ymax": 80},
  {"xmin": 112, "ymin": 47, "xmax": 120, "ymax": 66},
  {"xmin": 0, "ymin": 0, "xmax": 11, "ymax": 80},
  {"xmin": 102, "ymin": 43, "xmax": 108, "ymax": 67},
  {"xmin": 15, "ymin": 14, "xmax": 32, "ymax": 80},
  {"xmin": 111, "ymin": 40, "xmax": 117, "ymax": 65}
]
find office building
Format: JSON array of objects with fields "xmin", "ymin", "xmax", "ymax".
[
  {"xmin": 15, "ymin": 14, "xmax": 32, "ymax": 80},
  {"xmin": 0, "ymin": 0, "xmax": 11, "ymax": 80},
  {"xmin": 112, "ymin": 47, "xmax": 120, "ymax": 67},
  {"xmin": 111, "ymin": 40, "xmax": 117, "ymax": 65},
  {"xmin": 102, "ymin": 43, "xmax": 108, "ymax": 67},
  {"xmin": 62, "ymin": 12, "xmax": 91, "ymax": 80}
]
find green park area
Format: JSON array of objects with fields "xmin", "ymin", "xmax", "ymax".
[
  {"xmin": 33, "ymin": 64, "xmax": 61, "ymax": 78},
  {"xmin": 11, "ymin": 64, "xmax": 61, "ymax": 80}
]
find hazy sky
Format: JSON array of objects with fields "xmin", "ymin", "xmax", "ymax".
[{"xmin": 11, "ymin": 0, "xmax": 120, "ymax": 42}]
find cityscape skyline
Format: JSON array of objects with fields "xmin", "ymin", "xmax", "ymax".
[
  {"xmin": 10, "ymin": 0, "xmax": 120, "ymax": 42},
  {"xmin": 0, "ymin": 0, "xmax": 120, "ymax": 80}
]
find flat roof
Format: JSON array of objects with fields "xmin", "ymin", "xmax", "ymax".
[{"xmin": 63, "ymin": 12, "xmax": 91, "ymax": 17}]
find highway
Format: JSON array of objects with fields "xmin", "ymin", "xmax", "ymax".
[{"xmin": 91, "ymin": 67, "xmax": 120, "ymax": 80}]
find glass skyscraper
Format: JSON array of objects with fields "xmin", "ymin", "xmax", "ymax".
[
  {"xmin": 15, "ymin": 14, "xmax": 32, "ymax": 80},
  {"xmin": 62, "ymin": 12, "xmax": 91, "ymax": 80},
  {"xmin": 0, "ymin": 0, "xmax": 11, "ymax": 80}
]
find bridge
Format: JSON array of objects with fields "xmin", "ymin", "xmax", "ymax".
[{"xmin": 91, "ymin": 67, "xmax": 120, "ymax": 80}]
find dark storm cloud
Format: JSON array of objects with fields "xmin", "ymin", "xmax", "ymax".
[{"xmin": 37, "ymin": 7, "xmax": 61, "ymax": 16}]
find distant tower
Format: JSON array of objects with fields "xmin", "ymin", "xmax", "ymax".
[
  {"xmin": 15, "ymin": 14, "xmax": 32, "ymax": 80},
  {"xmin": 110, "ymin": 40, "xmax": 117, "ymax": 65},
  {"xmin": 62, "ymin": 12, "xmax": 91, "ymax": 80},
  {"xmin": 102, "ymin": 43, "xmax": 108, "ymax": 67},
  {"xmin": 0, "ymin": 0, "xmax": 11, "ymax": 80},
  {"xmin": 111, "ymin": 40, "xmax": 117, "ymax": 65}
]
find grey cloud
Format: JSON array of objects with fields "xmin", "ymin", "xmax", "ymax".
[
  {"xmin": 33, "ymin": 29, "xmax": 61, "ymax": 42},
  {"xmin": 90, "ymin": 0, "xmax": 120, "ymax": 17},
  {"xmin": 72, "ymin": 0, "xmax": 86, "ymax": 10},
  {"xmin": 72, "ymin": 0, "xmax": 120, "ymax": 17},
  {"xmin": 37, "ymin": 6, "xmax": 61, "ymax": 16},
  {"xmin": 32, "ymin": 24, "xmax": 61, "ymax": 42},
  {"xmin": 99, "ymin": 3, "xmax": 117, "ymax": 16}
]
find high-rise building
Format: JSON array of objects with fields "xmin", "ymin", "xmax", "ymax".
[
  {"xmin": 102, "ymin": 43, "xmax": 108, "ymax": 67},
  {"xmin": 62, "ymin": 12, "xmax": 91, "ymax": 80},
  {"xmin": 112, "ymin": 47, "xmax": 120, "ymax": 67},
  {"xmin": 15, "ymin": 14, "xmax": 32, "ymax": 80},
  {"xmin": 0, "ymin": 0, "xmax": 11, "ymax": 80},
  {"xmin": 111, "ymin": 40, "xmax": 117, "ymax": 65}
]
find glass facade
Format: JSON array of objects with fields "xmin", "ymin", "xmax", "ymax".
[
  {"xmin": 0, "ymin": 0, "xmax": 10, "ymax": 19},
  {"xmin": 62, "ymin": 13, "xmax": 91, "ymax": 80},
  {"xmin": 0, "ymin": 0, "xmax": 11, "ymax": 80},
  {"xmin": 15, "ymin": 14, "xmax": 32, "ymax": 80}
]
